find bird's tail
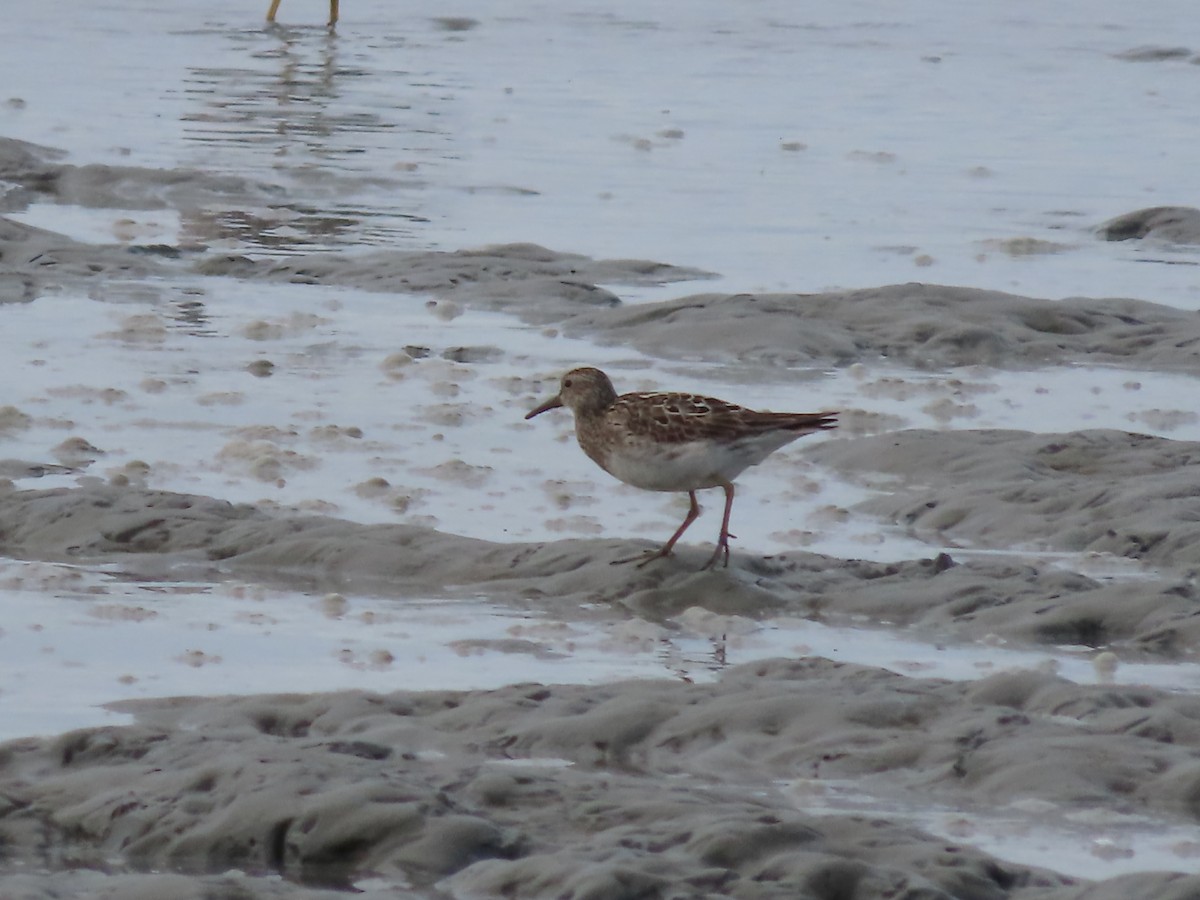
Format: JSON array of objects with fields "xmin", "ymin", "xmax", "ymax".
[{"xmin": 776, "ymin": 411, "xmax": 838, "ymax": 433}]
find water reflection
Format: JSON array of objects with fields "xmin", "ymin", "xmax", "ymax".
[
  {"xmin": 175, "ymin": 22, "xmax": 457, "ymax": 254},
  {"xmin": 183, "ymin": 29, "xmax": 353, "ymax": 160}
]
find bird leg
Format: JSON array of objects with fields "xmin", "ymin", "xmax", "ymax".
[
  {"xmin": 642, "ymin": 490, "xmax": 702, "ymax": 566},
  {"xmin": 265, "ymin": 0, "xmax": 338, "ymax": 27},
  {"xmin": 612, "ymin": 491, "xmax": 701, "ymax": 567},
  {"xmin": 701, "ymin": 481, "xmax": 736, "ymax": 570}
]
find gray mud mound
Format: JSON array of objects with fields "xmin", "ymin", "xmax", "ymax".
[
  {"xmin": 0, "ymin": 205, "xmax": 712, "ymax": 317},
  {"xmin": 5, "ymin": 658, "xmax": 1200, "ymax": 897},
  {"xmin": 1112, "ymin": 45, "xmax": 1194, "ymax": 62},
  {"xmin": 2, "ymin": 483, "xmax": 1199, "ymax": 655},
  {"xmin": 194, "ymin": 239, "xmax": 715, "ymax": 320},
  {"xmin": 1099, "ymin": 206, "xmax": 1200, "ymax": 245},
  {"xmin": 0, "ymin": 216, "xmax": 175, "ymax": 302},
  {"xmin": 557, "ymin": 283, "xmax": 1200, "ymax": 370},
  {"xmin": 0, "ymin": 136, "xmax": 281, "ymax": 214},
  {"xmin": 811, "ymin": 428, "xmax": 1200, "ymax": 569}
]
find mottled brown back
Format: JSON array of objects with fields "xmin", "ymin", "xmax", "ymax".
[{"xmin": 606, "ymin": 392, "xmax": 836, "ymax": 444}]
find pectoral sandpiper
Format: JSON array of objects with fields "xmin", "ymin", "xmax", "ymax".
[{"xmin": 525, "ymin": 367, "xmax": 837, "ymax": 569}]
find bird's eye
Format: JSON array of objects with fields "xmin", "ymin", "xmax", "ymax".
[{"xmin": 563, "ymin": 378, "xmax": 573, "ymax": 388}]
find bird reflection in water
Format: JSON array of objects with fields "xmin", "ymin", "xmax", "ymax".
[{"xmin": 179, "ymin": 9, "xmax": 372, "ymax": 251}]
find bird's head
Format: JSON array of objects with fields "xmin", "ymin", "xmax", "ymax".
[{"xmin": 525, "ymin": 367, "xmax": 618, "ymax": 419}]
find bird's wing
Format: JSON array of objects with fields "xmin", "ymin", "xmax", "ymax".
[{"xmin": 607, "ymin": 392, "xmax": 754, "ymax": 444}]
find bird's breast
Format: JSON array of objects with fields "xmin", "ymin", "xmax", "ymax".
[{"xmin": 586, "ymin": 436, "xmax": 737, "ymax": 492}]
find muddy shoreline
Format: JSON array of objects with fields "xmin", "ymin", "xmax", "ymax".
[
  {"xmin": 5, "ymin": 134, "xmax": 1200, "ymax": 896},
  {"xmin": 7, "ymin": 657, "xmax": 1200, "ymax": 899}
]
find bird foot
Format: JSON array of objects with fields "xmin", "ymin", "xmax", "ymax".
[
  {"xmin": 611, "ymin": 547, "xmax": 672, "ymax": 568},
  {"xmin": 612, "ymin": 535, "xmax": 735, "ymax": 571},
  {"xmin": 700, "ymin": 533, "xmax": 735, "ymax": 570}
]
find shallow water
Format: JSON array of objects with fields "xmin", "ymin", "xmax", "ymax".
[
  {"xmin": 5, "ymin": 556, "xmax": 1198, "ymax": 745},
  {"xmin": 7, "ymin": 0, "xmax": 1200, "ymax": 301},
  {"xmin": 786, "ymin": 777, "xmax": 1200, "ymax": 881}
]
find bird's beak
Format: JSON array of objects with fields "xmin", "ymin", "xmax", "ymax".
[{"xmin": 525, "ymin": 394, "xmax": 563, "ymax": 419}]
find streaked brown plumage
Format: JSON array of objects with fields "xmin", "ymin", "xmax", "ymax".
[{"xmin": 525, "ymin": 367, "xmax": 837, "ymax": 569}]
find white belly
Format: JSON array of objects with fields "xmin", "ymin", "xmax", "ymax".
[{"xmin": 601, "ymin": 437, "xmax": 779, "ymax": 492}]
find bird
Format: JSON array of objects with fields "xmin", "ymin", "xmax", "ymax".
[
  {"xmin": 525, "ymin": 367, "xmax": 837, "ymax": 569},
  {"xmin": 266, "ymin": 0, "xmax": 339, "ymax": 26}
]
